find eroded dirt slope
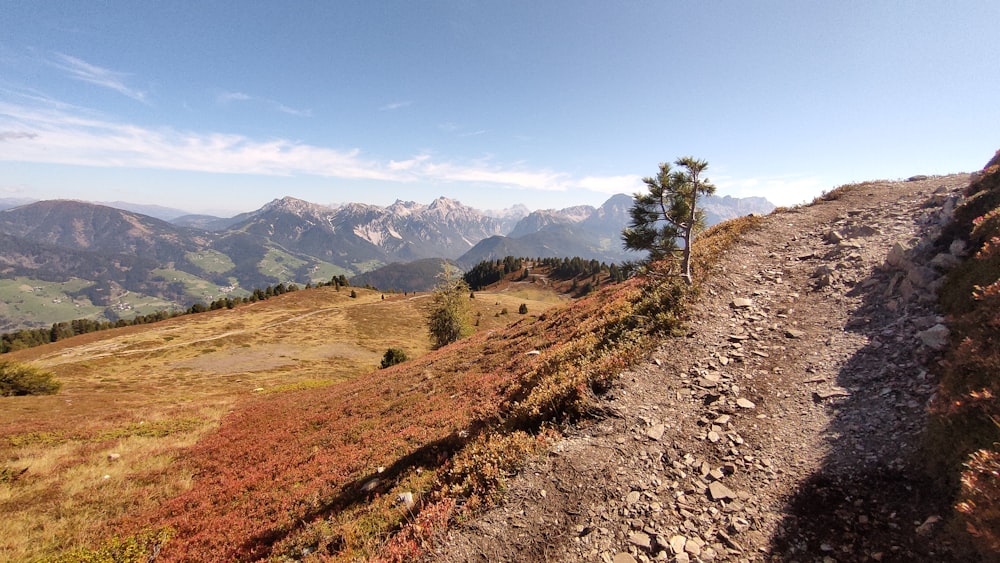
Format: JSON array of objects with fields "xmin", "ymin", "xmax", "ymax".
[{"xmin": 431, "ymin": 175, "xmax": 973, "ymax": 562}]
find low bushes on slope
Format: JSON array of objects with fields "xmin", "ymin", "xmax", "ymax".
[
  {"xmin": 0, "ymin": 360, "xmax": 60, "ymax": 396},
  {"xmin": 928, "ymin": 150, "xmax": 1000, "ymax": 556}
]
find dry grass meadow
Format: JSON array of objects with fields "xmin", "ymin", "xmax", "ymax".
[{"xmin": 0, "ymin": 284, "xmax": 558, "ymax": 561}]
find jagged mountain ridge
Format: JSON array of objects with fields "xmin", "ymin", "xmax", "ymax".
[
  {"xmin": 0, "ymin": 192, "xmax": 773, "ymax": 330},
  {"xmin": 455, "ymin": 193, "xmax": 773, "ymax": 267}
]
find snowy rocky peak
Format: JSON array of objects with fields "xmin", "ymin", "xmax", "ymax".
[
  {"xmin": 336, "ymin": 201, "xmax": 385, "ymax": 217},
  {"xmin": 261, "ymin": 196, "xmax": 334, "ymax": 217},
  {"xmin": 583, "ymin": 193, "xmax": 634, "ymax": 230},
  {"xmin": 425, "ymin": 197, "xmax": 479, "ymax": 220},
  {"xmin": 386, "ymin": 199, "xmax": 424, "ymax": 217},
  {"xmin": 483, "ymin": 203, "xmax": 531, "ymax": 221},
  {"xmin": 428, "ymin": 196, "xmax": 463, "ymax": 211},
  {"xmin": 508, "ymin": 205, "xmax": 597, "ymax": 239},
  {"xmin": 700, "ymin": 194, "xmax": 776, "ymax": 224},
  {"xmin": 558, "ymin": 205, "xmax": 597, "ymax": 223}
]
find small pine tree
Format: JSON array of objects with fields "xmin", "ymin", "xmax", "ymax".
[
  {"xmin": 518, "ymin": 303, "xmax": 528, "ymax": 314},
  {"xmin": 428, "ymin": 263, "xmax": 473, "ymax": 349},
  {"xmin": 380, "ymin": 348, "xmax": 408, "ymax": 368},
  {"xmin": 623, "ymin": 156, "xmax": 716, "ymax": 284},
  {"xmin": 349, "ymin": 289, "xmax": 358, "ymax": 298}
]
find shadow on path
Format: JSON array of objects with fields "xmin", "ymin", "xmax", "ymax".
[{"xmin": 769, "ymin": 241, "xmax": 971, "ymax": 560}]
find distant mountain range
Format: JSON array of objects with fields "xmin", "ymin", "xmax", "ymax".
[{"xmin": 0, "ymin": 193, "xmax": 773, "ymax": 330}]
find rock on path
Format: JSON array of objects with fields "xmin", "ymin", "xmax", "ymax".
[{"xmin": 428, "ymin": 175, "xmax": 970, "ymax": 562}]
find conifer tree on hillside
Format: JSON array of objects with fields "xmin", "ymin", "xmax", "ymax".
[
  {"xmin": 428, "ymin": 263, "xmax": 473, "ymax": 349},
  {"xmin": 623, "ymin": 156, "xmax": 716, "ymax": 284}
]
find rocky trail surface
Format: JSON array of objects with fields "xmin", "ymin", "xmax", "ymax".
[{"xmin": 430, "ymin": 175, "xmax": 973, "ymax": 562}]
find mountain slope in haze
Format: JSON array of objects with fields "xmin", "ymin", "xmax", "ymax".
[
  {"xmin": 348, "ymin": 258, "xmax": 451, "ymax": 292},
  {"xmin": 170, "ymin": 214, "xmax": 245, "ymax": 231},
  {"xmin": 0, "ymin": 200, "xmax": 208, "ymax": 263},
  {"xmin": 457, "ymin": 193, "xmax": 771, "ymax": 267}
]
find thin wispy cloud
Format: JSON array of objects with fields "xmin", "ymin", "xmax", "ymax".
[
  {"xmin": 0, "ymin": 131, "xmax": 39, "ymax": 141},
  {"xmin": 217, "ymin": 91, "xmax": 252, "ymax": 103},
  {"xmin": 50, "ymin": 53, "xmax": 147, "ymax": 102},
  {"xmin": 217, "ymin": 90, "xmax": 313, "ymax": 117},
  {"xmin": 0, "ymin": 100, "xmax": 639, "ymax": 195},
  {"xmin": 379, "ymin": 100, "xmax": 412, "ymax": 111}
]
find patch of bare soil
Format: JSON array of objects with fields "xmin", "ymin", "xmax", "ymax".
[{"xmin": 429, "ymin": 175, "xmax": 976, "ymax": 562}]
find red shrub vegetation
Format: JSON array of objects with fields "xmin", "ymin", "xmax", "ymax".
[{"xmin": 928, "ymin": 150, "xmax": 1000, "ymax": 559}]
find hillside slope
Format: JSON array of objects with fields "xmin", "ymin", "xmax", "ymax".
[{"xmin": 432, "ymin": 174, "xmax": 976, "ymax": 561}]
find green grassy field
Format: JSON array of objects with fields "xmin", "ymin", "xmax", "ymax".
[
  {"xmin": 151, "ymin": 268, "xmax": 228, "ymax": 303},
  {"xmin": 0, "ymin": 278, "xmax": 105, "ymax": 330},
  {"xmin": 304, "ymin": 260, "xmax": 353, "ymax": 284},
  {"xmin": 184, "ymin": 250, "xmax": 236, "ymax": 275},
  {"xmin": 257, "ymin": 248, "xmax": 309, "ymax": 280}
]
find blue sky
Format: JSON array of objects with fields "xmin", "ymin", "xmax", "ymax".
[{"xmin": 1, "ymin": 1, "xmax": 997, "ymax": 216}]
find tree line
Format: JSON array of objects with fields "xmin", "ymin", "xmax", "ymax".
[
  {"xmin": 0, "ymin": 275, "xmax": 352, "ymax": 354},
  {"xmin": 463, "ymin": 256, "xmax": 625, "ymax": 291}
]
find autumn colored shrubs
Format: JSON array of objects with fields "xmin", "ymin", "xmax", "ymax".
[
  {"xmin": 927, "ymin": 150, "xmax": 1000, "ymax": 558},
  {"xmin": 0, "ymin": 360, "xmax": 61, "ymax": 396},
  {"xmin": 51, "ymin": 529, "xmax": 172, "ymax": 563}
]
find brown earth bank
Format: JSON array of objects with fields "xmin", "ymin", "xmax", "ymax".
[{"xmin": 428, "ymin": 174, "xmax": 977, "ymax": 562}]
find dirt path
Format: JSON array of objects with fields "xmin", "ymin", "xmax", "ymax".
[{"xmin": 430, "ymin": 175, "xmax": 972, "ymax": 562}]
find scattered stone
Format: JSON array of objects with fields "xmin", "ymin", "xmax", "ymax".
[
  {"xmin": 907, "ymin": 174, "xmax": 929, "ymax": 181},
  {"xmin": 812, "ymin": 388, "xmax": 851, "ymax": 402},
  {"xmin": 361, "ymin": 478, "xmax": 380, "ymax": 492},
  {"xmin": 916, "ymin": 514, "xmax": 942, "ymax": 535},
  {"xmin": 851, "ymin": 225, "xmax": 880, "ymax": 238},
  {"xmin": 717, "ymin": 530, "xmax": 743, "ymax": 552},
  {"xmin": 107, "ymin": 453, "xmax": 121, "ymax": 462},
  {"xmin": 707, "ymin": 431, "xmax": 721, "ymax": 443},
  {"xmin": 669, "ymin": 534, "xmax": 687, "ymax": 555},
  {"xmin": 613, "ymin": 553, "xmax": 637, "ymax": 563},
  {"xmin": 949, "ymin": 239, "xmax": 968, "ymax": 257},
  {"xmin": 730, "ymin": 298, "xmax": 753, "ymax": 309},
  {"xmin": 629, "ymin": 531, "xmax": 652, "ymax": 550},
  {"xmin": 918, "ymin": 324, "xmax": 950, "ymax": 350},
  {"xmin": 708, "ymin": 481, "xmax": 736, "ymax": 501},
  {"xmin": 526, "ymin": 350, "xmax": 541, "ymax": 356},
  {"xmin": 785, "ymin": 328, "xmax": 806, "ymax": 339},
  {"xmin": 736, "ymin": 398, "xmax": 756, "ymax": 409},
  {"xmin": 929, "ymin": 252, "xmax": 960, "ymax": 270},
  {"xmin": 702, "ymin": 371, "xmax": 721, "ymax": 384},
  {"xmin": 397, "ymin": 491, "xmax": 415, "ymax": 510},
  {"xmin": 646, "ymin": 423, "xmax": 666, "ymax": 441},
  {"xmin": 626, "ymin": 490, "xmax": 641, "ymax": 505},
  {"xmin": 886, "ymin": 242, "xmax": 910, "ymax": 269}
]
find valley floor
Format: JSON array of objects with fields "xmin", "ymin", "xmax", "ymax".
[{"xmin": 429, "ymin": 175, "xmax": 974, "ymax": 562}]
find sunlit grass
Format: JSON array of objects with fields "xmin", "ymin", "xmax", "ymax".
[{"xmin": 0, "ymin": 284, "xmax": 559, "ymax": 561}]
